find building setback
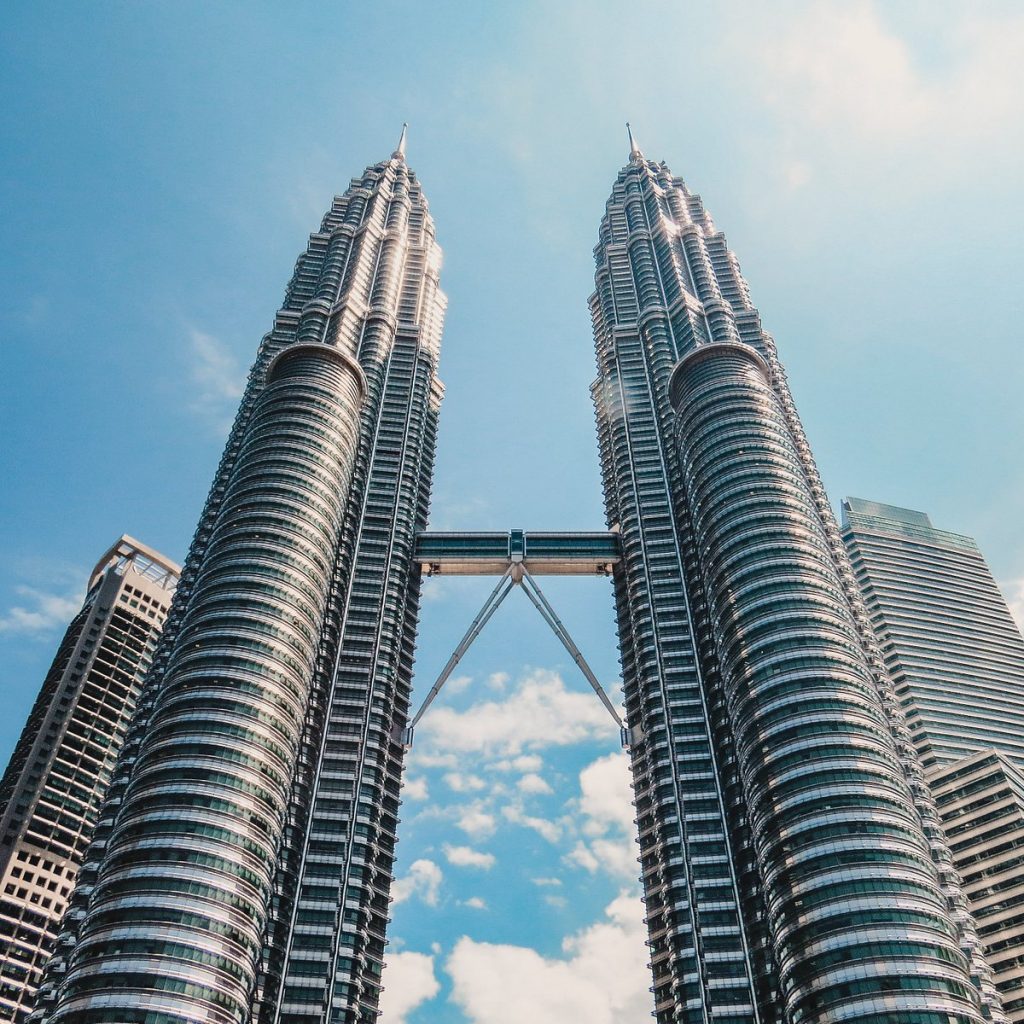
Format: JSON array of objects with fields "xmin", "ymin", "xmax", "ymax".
[
  {"xmin": 0, "ymin": 537, "xmax": 179, "ymax": 1023},
  {"xmin": 843, "ymin": 498, "xmax": 1024, "ymax": 1020}
]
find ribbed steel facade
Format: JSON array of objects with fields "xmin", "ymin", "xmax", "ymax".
[
  {"xmin": 33, "ymin": 139, "xmax": 446, "ymax": 1024},
  {"xmin": 591, "ymin": 145, "xmax": 1002, "ymax": 1023}
]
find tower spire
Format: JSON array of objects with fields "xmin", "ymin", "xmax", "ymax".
[
  {"xmin": 393, "ymin": 122, "xmax": 408, "ymax": 160},
  {"xmin": 626, "ymin": 121, "xmax": 642, "ymax": 160}
]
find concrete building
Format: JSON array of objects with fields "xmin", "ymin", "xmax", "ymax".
[{"xmin": 0, "ymin": 537, "xmax": 178, "ymax": 1022}]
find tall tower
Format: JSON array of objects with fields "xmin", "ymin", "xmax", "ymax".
[
  {"xmin": 590, "ymin": 131, "xmax": 1001, "ymax": 1023},
  {"xmin": 33, "ymin": 130, "xmax": 446, "ymax": 1024},
  {"xmin": 0, "ymin": 537, "xmax": 179, "ymax": 1023},
  {"xmin": 841, "ymin": 497, "xmax": 1024, "ymax": 769}
]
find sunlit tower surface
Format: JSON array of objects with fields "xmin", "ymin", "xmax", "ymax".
[
  {"xmin": 35, "ymin": 128, "xmax": 447, "ymax": 1024},
  {"xmin": 588, "ymin": 127, "xmax": 1003, "ymax": 1023},
  {"xmin": 28, "ymin": 128, "xmax": 1010, "ymax": 1024}
]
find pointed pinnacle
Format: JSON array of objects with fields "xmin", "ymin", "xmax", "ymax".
[
  {"xmin": 626, "ymin": 122, "xmax": 642, "ymax": 160},
  {"xmin": 393, "ymin": 122, "xmax": 408, "ymax": 160}
]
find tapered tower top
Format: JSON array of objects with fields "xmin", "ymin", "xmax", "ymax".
[
  {"xmin": 626, "ymin": 122, "xmax": 643, "ymax": 161},
  {"xmin": 392, "ymin": 122, "xmax": 408, "ymax": 160}
]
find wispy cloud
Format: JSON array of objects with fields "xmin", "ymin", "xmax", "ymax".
[
  {"xmin": 0, "ymin": 560, "xmax": 86, "ymax": 637},
  {"xmin": 187, "ymin": 328, "xmax": 244, "ymax": 436}
]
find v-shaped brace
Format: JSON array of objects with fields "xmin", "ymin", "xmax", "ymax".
[{"xmin": 399, "ymin": 563, "xmax": 630, "ymax": 747}]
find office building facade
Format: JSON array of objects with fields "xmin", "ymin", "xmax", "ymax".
[
  {"xmin": 931, "ymin": 751, "xmax": 1024, "ymax": 1021},
  {"xmin": 842, "ymin": 497, "xmax": 1024, "ymax": 770},
  {"xmin": 29, "ymin": 134, "xmax": 1005, "ymax": 1024},
  {"xmin": 843, "ymin": 499, "xmax": 1024, "ymax": 1019},
  {"xmin": 0, "ymin": 537, "xmax": 179, "ymax": 1022}
]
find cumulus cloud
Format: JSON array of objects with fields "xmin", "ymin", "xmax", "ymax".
[
  {"xmin": 379, "ymin": 950, "xmax": 440, "ymax": 1024},
  {"xmin": 502, "ymin": 805, "xmax": 562, "ymax": 844},
  {"xmin": 402, "ymin": 777, "xmax": 429, "ymax": 802},
  {"xmin": 456, "ymin": 805, "xmax": 497, "ymax": 840},
  {"xmin": 444, "ymin": 772, "xmax": 487, "ymax": 793},
  {"xmin": 447, "ymin": 893, "xmax": 649, "ymax": 1024},
  {"xmin": 491, "ymin": 754, "xmax": 544, "ymax": 774},
  {"xmin": 564, "ymin": 753, "xmax": 638, "ymax": 881},
  {"xmin": 391, "ymin": 860, "xmax": 442, "ymax": 907},
  {"xmin": 517, "ymin": 773, "xmax": 553, "ymax": 796},
  {"xmin": 418, "ymin": 669, "xmax": 619, "ymax": 758},
  {"xmin": 462, "ymin": 896, "xmax": 488, "ymax": 910},
  {"xmin": 444, "ymin": 844, "xmax": 496, "ymax": 870}
]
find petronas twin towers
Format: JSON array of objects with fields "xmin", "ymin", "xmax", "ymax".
[{"xmin": 30, "ymin": 129, "xmax": 1004, "ymax": 1024}]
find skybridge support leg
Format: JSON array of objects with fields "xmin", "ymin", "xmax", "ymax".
[
  {"xmin": 400, "ymin": 566, "xmax": 516, "ymax": 746},
  {"xmin": 517, "ymin": 568, "xmax": 635, "ymax": 746}
]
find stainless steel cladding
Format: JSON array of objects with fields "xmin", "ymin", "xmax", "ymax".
[
  {"xmin": 51, "ymin": 345, "xmax": 364, "ymax": 1023},
  {"xmin": 669, "ymin": 342, "xmax": 985, "ymax": 1024}
]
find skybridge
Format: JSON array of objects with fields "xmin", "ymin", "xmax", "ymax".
[{"xmin": 404, "ymin": 529, "xmax": 636, "ymax": 747}]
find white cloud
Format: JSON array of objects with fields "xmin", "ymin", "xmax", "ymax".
[
  {"xmin": 419, "ymin": 669, "xmax": 619, "ymax": 758},
  {"xmin": 502, "ymin": 805, "xmax": 562, "ymax": 844},
  {"xmin": 544, "ymin": 894, "xmax": 567, "ymax": 909},
  {"xmin": 391, "ymin": 859, "xmax": 442, "ymax": 908},
  {"xmin": 447, "ymin": 893, "xmax": 649, "ymax": 1024},
  {"xmin": 0, "ymin": 584, "xmax": 84, "ymax": 636},
  {"xmin": 517, "ymin": 773, "xmax": 553, "ymax": 796},
  {"xmin": 744, "ymin": 3, "xmax": 1024, "ymax": 187},
  {"xmin": 491, "ymin": 754, "xmax": 543, "ymax": 774},
  {"xmin": 1001, "ymin": 578, "xmax": 1024, "ymax": 632},
  {"xmin": 457, "ymin": 805, "xmax": 497, "ymax": 840},
  {"xmin": 187, "ymin": 328, "xmax": 244, "ymax": 434},
  {"xmin": 379, "ymin": 950, "xmax": 440, "ymax": 1024},
  {"xmin": 402, "ymin": 777, "xmax": 429, "ymax": 802},
  {"xmin": 531, "ymin": 877, "xmax": 562, "ymax": 888},
  {"xmin": 444, "ymin": 844, "xmax": 496, "ymax": 870},
  {"xmin": 487, "ymin": 671, "xmax": 510, "ymax": 691},
  {"xmin": 564, "ymin": 754, "xmax": 638, "ymax": 881},
  {"xmin": 462, "ymin": 896, "xmax": 488, "ymax": 910},
  {"xmin": 578, "ymin": 754, "xmax": 635, "ymax": 837},
  {"xmin": 444, "ymin": 772, "xmax": 487, "ymax": 793}
]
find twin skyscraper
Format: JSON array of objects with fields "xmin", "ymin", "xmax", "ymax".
[{"xmin": 14, "ymin": 130, "xmax": 1014, "ymax": 1024}]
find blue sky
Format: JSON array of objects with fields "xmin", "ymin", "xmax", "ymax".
[{"xmin": 2, "ymin": 2, "xmax": 1023, "ymax": 1021}]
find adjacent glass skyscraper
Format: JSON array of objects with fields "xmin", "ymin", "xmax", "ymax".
[
  {"xmin": 842, "ymin": 497, "xmax": 1024, "ymax": 769},
  {"xmin": 28, "ymin": 133, "xmax": 1010, "ymax": 1024},
  {"xmin": 0, "ymin": 537, "xmax": 178, "ymax": 1022},
  {"xmin": 842, "ymin": 498, "xmax": 1024, "ymax": 1019}
]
